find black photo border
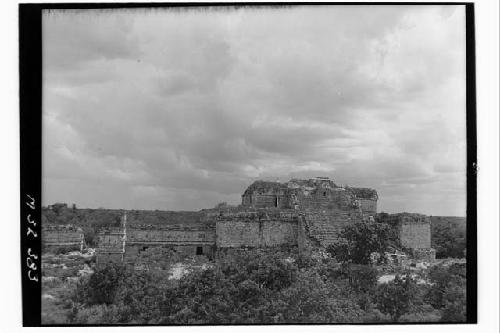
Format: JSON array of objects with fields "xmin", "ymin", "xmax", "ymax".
[{"xmin": 19, "ymin": 2, "xmax": 477, "ymax": 327}]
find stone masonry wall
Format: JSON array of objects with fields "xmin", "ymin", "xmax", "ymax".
[
  {"xmin": 378, "ymin": 213, "xmax": 432, "ymax": 251},
  {"xmin": 409, "ymin": 248, "xmax": 436, "ymax": 261},
  {"xmin": 400, "ymin": 220, "xmax": 431, "ymax": 249},
  {"xmin": 97, "ymin": 225, "xmax": 216, "ymax": 264},
  {"xmin": 262, "ymin": 220, "xmax": 297, "ymax": 246},
  {"xmin": 43, "ymin": 225, "xmax": 84, "ymax": 250},
  {"xmin": 297, "ymin": 215, "xmax": 316, "ymax": 253},
  {"xmin": 302, "ymin": 210, "xmax": 365, "ymax": 247},
  {"xmin": 125, "ymin": 244, "xmax": 215, "ymax": 260},
  {"xmin": 297, "ymin": 189, "xmax": 354, "ymax": 211},
  {"xmin": 216, "ymin": 220, "xmax": 298, "ymax": 248},
  {"xmin": 215, "ymin": 210, "xmax": 298, "ymax": 248},
  {"xmin": 244, "ymin": 194, "xmax": 290, "ymax": 209},
  {"xmin": 216, "ymin": 221, "xmax": 261, "ymax": 247},
  {"xmin": 214, "ymin": 209, "xmax": 366, "ymax": 249},
  {"xmin": 358, "ymin": 199, "xmax": 377, "ymax": 215},
  {"xmin": 241, "ymin": 179, "xmax": 378, "ymax": 213},
  {"xmin": 96, "ymin": 227, "xmax": 125, "ymax": 264},
  {"xmin": 253, "ymin": 195, "xmax": 279, "ymax": 208},
  {"xmin": 127, "ymin": 228, "xmax": 215, "ymax": 245},
  {"xmin": 96, "ymin": 228, "xmax": 125, "ymax": 252}
]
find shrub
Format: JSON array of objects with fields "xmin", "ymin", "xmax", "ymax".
[
  {"xmin": 423, "ymin": 264, "xmax": 466, "ymax": 322},
  {"xmin": 425, "ymin": 264, "xmax": 466, "ymax": 310},
  {"xmin": 375, "ymin": 274, "xmax": 417, "ymax": 322},
  {"xmin": 440, "ymin": 285, "xmax": 466, "ymax": 323},
  {"xmin": 82, "ymin": 226, "xmax": 96, "ymax": 247},
  {"xmin": 328, "ymin": 221, "xmax": 393, "ymax": 265},
  {"xmin": 74, "ymin": 263, "xmax": 127, "ymax": 305},
  {"xmin": 278, "ymin": 270, "xmax": 366, "ymax": 323},
  {"xmin": 217, "ymin": 249, "xmax": 298, "ymax": 291},
  {"xmin": 66, "ymin": 246, "xmax": 449, "ymax": 325},
  {"xmin": 69, "ymin": 304, "xmax": 123, "ymax": 324},
  {"xmin": 345, "ymin": 264, "xmax": 378, "ymax": 293},
  {"xmin": 431, "ymin": 219, "xmax": 466, "ymax": 258}
]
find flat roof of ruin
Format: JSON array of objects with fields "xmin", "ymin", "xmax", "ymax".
[
  {"xmin": 242, "ymin": 178, "xmax": 378, "ymax": 199},
  {"xmin": 42, "ymin": 224, "xmax": 83, "ymax": 232}
]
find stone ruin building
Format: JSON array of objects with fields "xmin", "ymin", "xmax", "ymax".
[
  {"xmin": 42, "ymin": 224, "xmax": 85, "ymax": 252},
  {"xmin": 91, "ymin": 177, "xmax": 435, "ymax": 265},
  {"xmin": 380, "ymin": 213, "xmax": 436, "ymax": 261},
  {"xmin": 96, "ymin": 213, "xmax": 216, "ymax": 265},
  {"xmin": 241, "ymin": 177, "xmax": 378, "ymax": 215}
]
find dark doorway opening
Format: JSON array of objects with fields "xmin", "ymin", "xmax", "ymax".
[
  {"xmin": 196, "ymin": 246, "xmax": 203, "ymax": 255},
  {"xmin": 274, "ymin": 196, "xmax": 278, "ymax": 207}
]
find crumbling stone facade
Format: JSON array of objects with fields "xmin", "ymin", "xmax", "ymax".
[
  {"xmin": 93, "ymin": 177, "xmax": 434, "ymax": 264},
  {"xmin": 95, "ymin": 226, "xmax": 126, "ymax": 265},
  {"xmin": 378, "ymin": 213, "xmax": 436, "ymax": 261},
  {"xmin": 96, "ymin": 213, "xmax": 216, "ymax": 265},
  {"xmin": 241, "ymin": 177, "xmax": 378, "ymax": 216},
  {"xmin": 125, "ymin": 225, "xmax": 216, "ymax": 258},
  {"xmin": 302, "ymin": 210, "xmax": 366, "ymax": 248},
  {"xmin": 213, "ymin": 210, "xmax": 299, "ymax": 248},
  {"xmin": 42, "ymin": 224, "xmax": 84, "ymax": 252}
]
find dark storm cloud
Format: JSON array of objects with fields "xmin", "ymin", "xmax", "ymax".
[{"xmin": 42, "ymin": 6, "xmax": 466, "ymax": 215}]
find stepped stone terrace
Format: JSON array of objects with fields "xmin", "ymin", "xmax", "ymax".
[{"xmin": 90, "ymin": 177, "xmax": 434, "ymax": 263}]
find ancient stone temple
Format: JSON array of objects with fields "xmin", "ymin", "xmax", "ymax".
[
  {"xmin": 241, "ymin": 177, "xmax": 378, "ymax": 215},
  {"xmin": 94, "ymin": 177, "xmax": 435, "ymax": 264}
]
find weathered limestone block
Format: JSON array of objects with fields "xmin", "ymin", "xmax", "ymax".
[
  {"xmin": 216, "ymin": 221, "xmax": 261, "ymax": 247},
  {"xmin": 358, "ymin": 199, "xmax": 377, "ymax": 215},
  {"xmin": 262, "ymin": 221, "xmax": 298, "ymax": 247},
  {"xmin": 124, "ymin": 244, "xmax": 215, "ymax": 264},
  {"xmin": 214, "ymin": 209, "xmax": 299, "ymax": 248},
  {"xmin": 96, "ymin": 223, "xmax": 217, "ymax": 265},
  {"xmin": 302, "ymin": 210, "xmax": 364, "ymax": 247},
  {"xmin": 127, "ymin": 228, "xmax": 215, "ymax": 245},
  {"xmin": 377, "ymin": 212, "xmax": 435, "ymax": 261},
  {"xmin": 96, "ymin": 227, "xmax": 125, "ymax": 264},
  {"xmin": 42, "ymin": 225, "xmax": 84, "ymax": 251},
  {"xmin": 400, "ymin": 221, "xmax": 431, "ymax": 249},
  {"xmin": 409, "ymin": 248, "xmax": 436, "ymax": 262}
]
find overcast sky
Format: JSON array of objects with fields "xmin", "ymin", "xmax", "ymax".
[{"xmin": 42, "ymin": 5, "xmax": 467, "ymax": 216}]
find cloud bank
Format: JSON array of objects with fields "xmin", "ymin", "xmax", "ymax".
[{"xmin": 42, "ymin": 6, "xmax": 467, "ymax": 215}]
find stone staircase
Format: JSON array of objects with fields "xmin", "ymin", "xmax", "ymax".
[{"xmin": 304, "ymin": 210, "xmax": 362, "ymax": 247}]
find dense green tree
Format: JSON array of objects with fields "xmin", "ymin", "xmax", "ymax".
[
  {"xmin": 328, "ymin": 221, "xmax": 393, "ymax": 264},
  {"xmin": 67, "ymin": 247, "xmax": 463, "ymax": 325},
  {"xmin": 81, "ymin": 226, "xmax": 96, "ymax": 247},
  {"xmin": 276, "ymin": 270, "xmax": 365, "ymax": 323},
  {"xmin": 431, "ymin": 219, "xmax": 466, "ymax": 258},
  {"xmin": 375, "ymin": 274, "xmax": 417, "ymax": 321},
  {"xmin": 425, "ymin": 264, "xmax": 466, "ymax": 309},
  {"xmin": 439, "ymin": 283, "xmax": 466, "ymax": 322},
  {"xmin": 217, "ymin": 249, "xmax": 298, "ymax": 291},
  {"xmin": 424, "ymin": 264, "xmax": 466, "ymax": 322},
  {"xmin": 74, "ymin": 264, "xmax": 127, "ymax": 305},
  {"xmin": 345, "ymin": 264, "xmax": 378, "ymax": 294}
]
